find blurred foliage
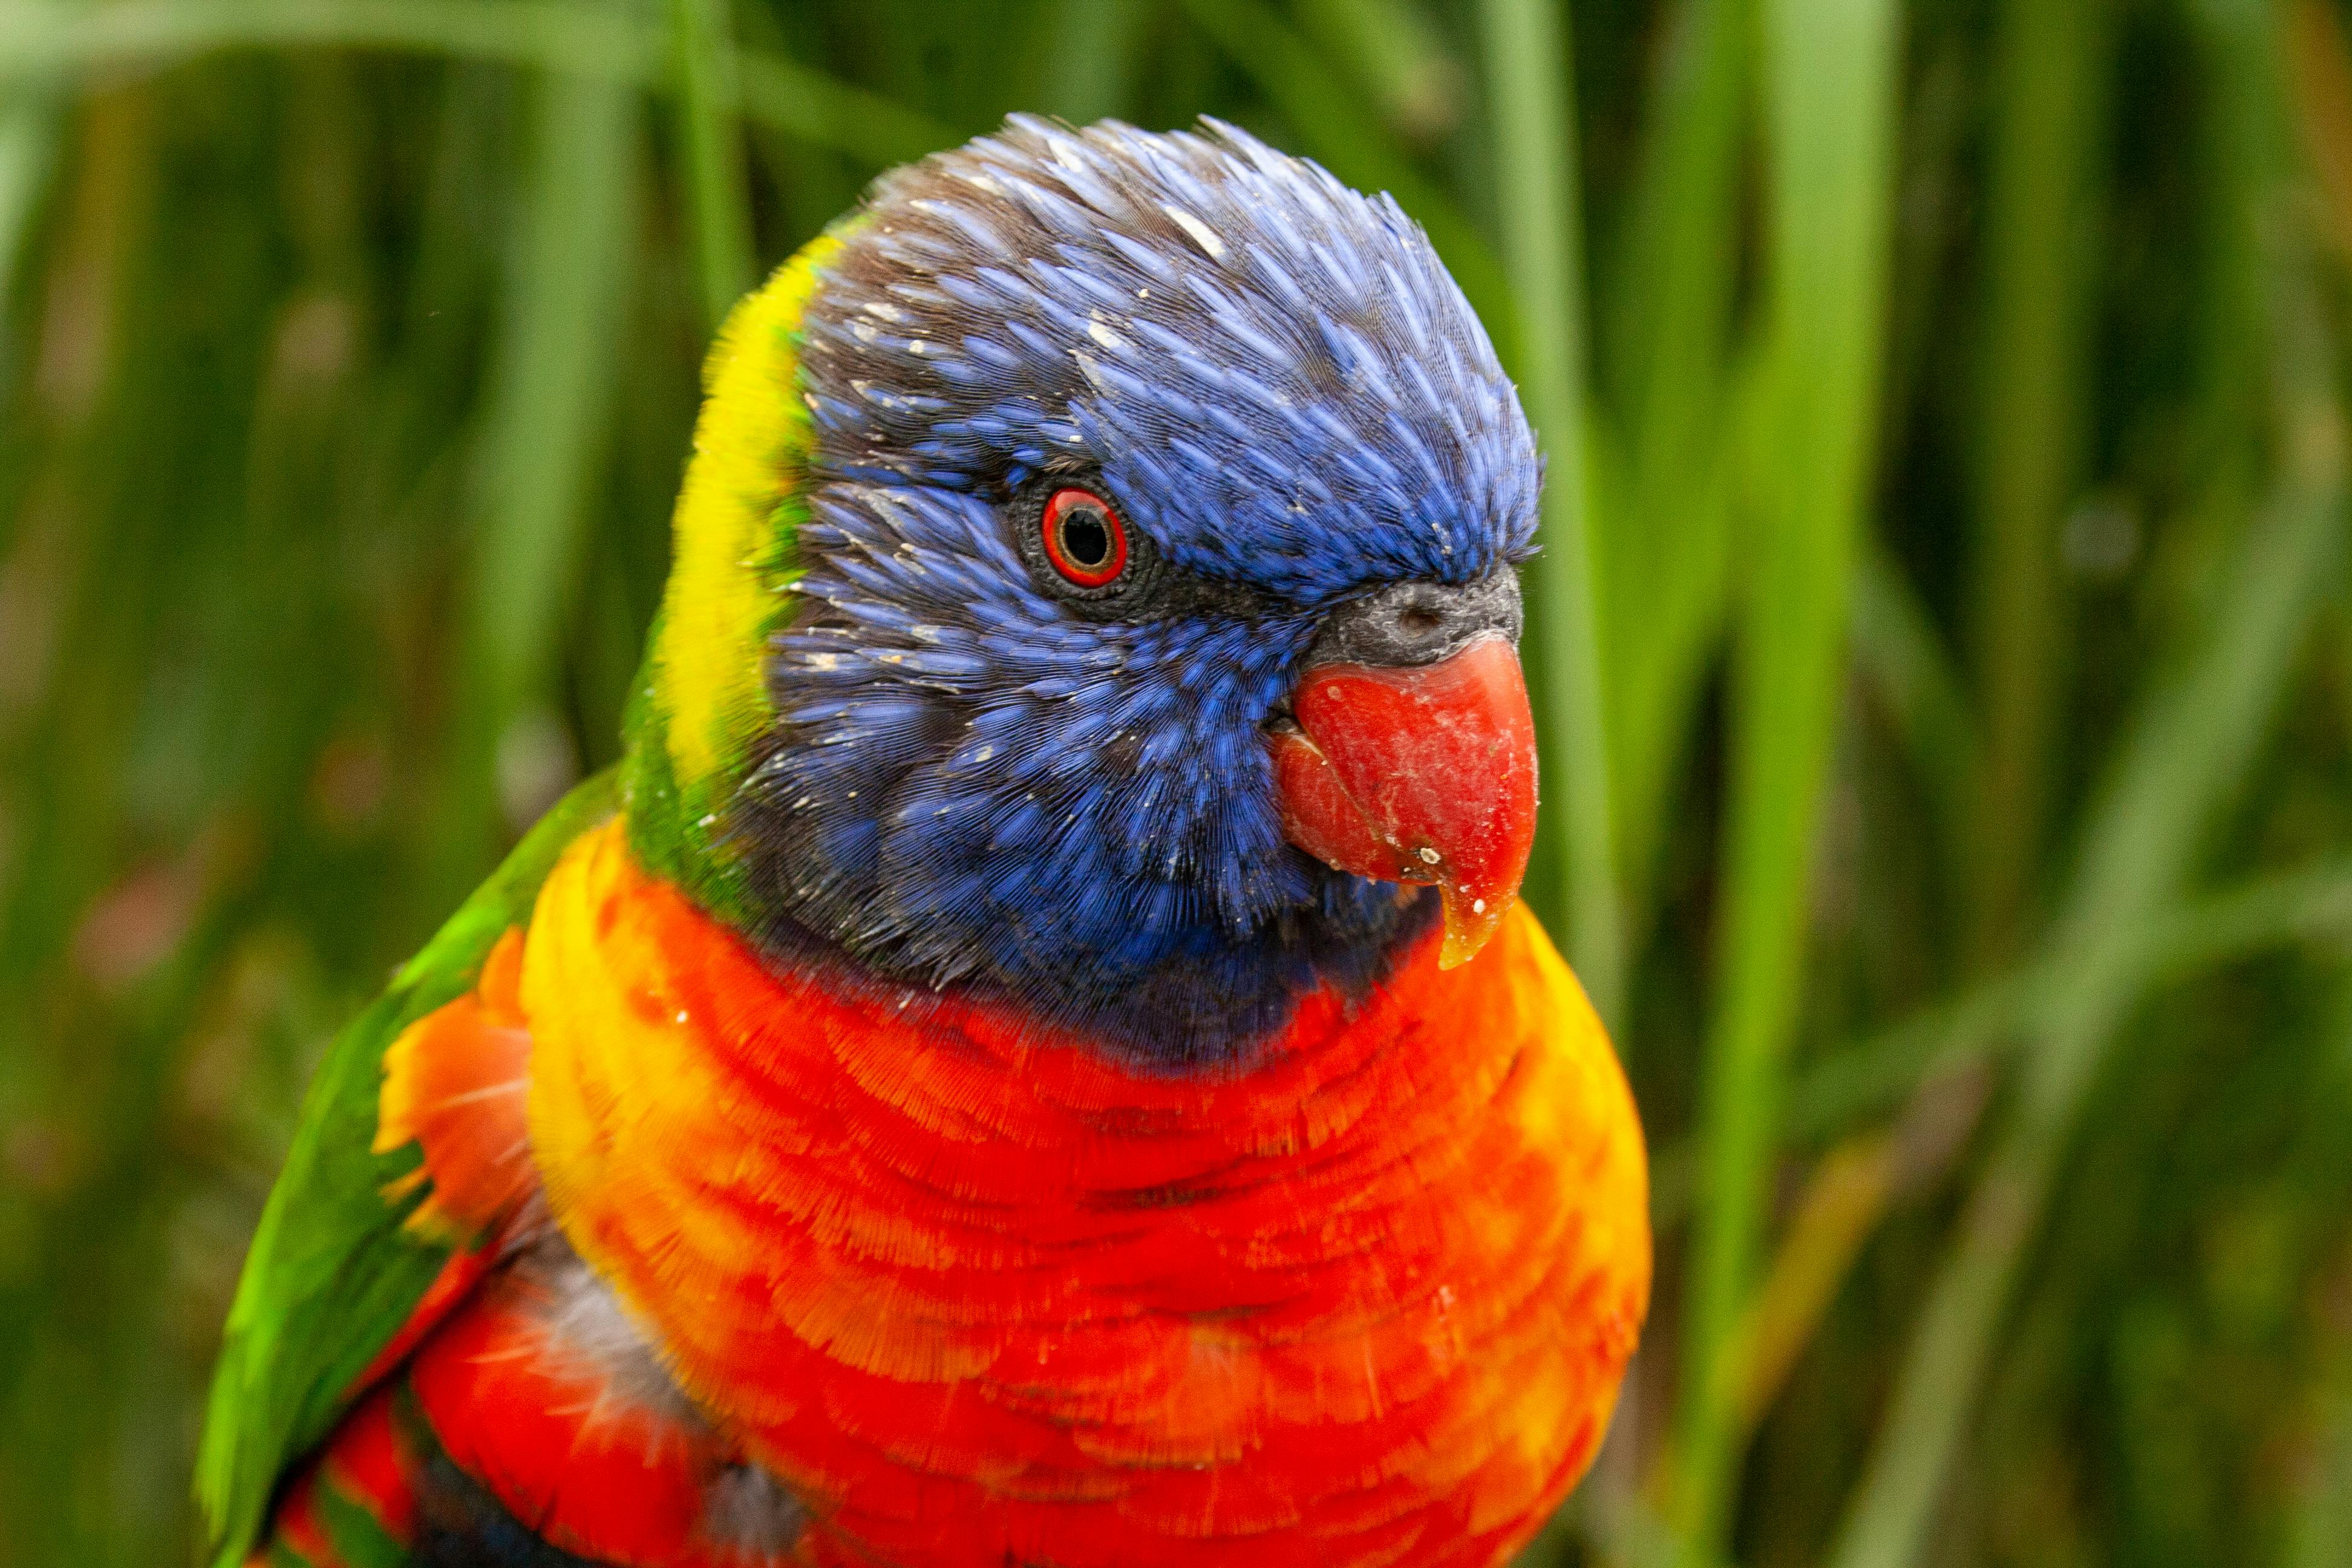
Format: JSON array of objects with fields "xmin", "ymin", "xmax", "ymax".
[{"xmin": 2, "ymin": 1, "xmax": 2351, "ymax": 1565}]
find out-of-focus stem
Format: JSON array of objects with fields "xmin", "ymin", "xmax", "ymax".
[{"xmin": 1477, "ymin": 0, "xmax": 1624, "ymax": 1029}]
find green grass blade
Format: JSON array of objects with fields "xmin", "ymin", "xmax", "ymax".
[
  {"xmin": 669, "ymin": 0, "xmax": 754, "ymax": 327},
  {"xmin": 1039, "ymin": 0, "xmax": 1145, "ymax": 126},
  {"xmin": 1850, "ymin": 541, "xmax": 1981, "ymax": 906},
  {"xmin": 1832, "ymin": 439, "xmax": 2348, "ymax": 1568},
  {"xmin": 1174, "ymin": 0, "xmax": 1518, "ymax": 365},
  {"xmin": 0, "ymin": 0, "xmax": 650, "ymax": 79},
  {"xmin": 1851, "ymin": 545, "xmax": 1979, "ymax": 804},
  {"xmin": 1475, "ymin": 0, "xmax": 1622, "ymax": 1025},
  {"xmin": 0, "ymin": 0, "xmax": 943, "ymax": 165},
  {"xmin": 1609, "ymin": 0, "xmax": 1747, "ymax": 454},
  {"xmin": 0, "ymin": 88, "xmax": 58, "ymax": 385},
  {"xmin": 1785, "ymin": 854, "xmax": 2352, "ymax": 1147},
  {"xmin": 731, "ymin": 49, "xmax": 944, "ymax": 163},
  {"xmin": 1295, "ymin": 0, "xmax": 1463, "ymax": 142},
  {"xmin": 434, "ymin": 65, "xmax": 639, "ymax": 893},
  {"xmin": 1601, "ymin": 0, "xmax": 1748, "ymax": 922},
  {"xmin": 1649, "ymin": 846, "xmax": 2352, "ymax": 1347},
  {"xmin": 1828, "ymin": 173, "xmax": 2347, "ymax": 1568},
  {"xmin": 1674, "ymin": 0, "xmax": 1901, "ymax": 1552},
  {"xmin": 1645, "ymin": 849, "xmax": 2352, "ymax": 1525},
  {"xmin": 1965, "ymin": 0, "xmax": 2109, "ymax": 968},
  {"xmin": 2282, "ymin": 976, "xmax": 2352, "ymax": 1568}
]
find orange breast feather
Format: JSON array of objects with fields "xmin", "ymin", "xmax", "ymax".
[{"xmin": 521, "ymin": 820, "xmax": 1648, "ymax": 1568}]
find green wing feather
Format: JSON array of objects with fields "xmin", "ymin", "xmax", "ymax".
[
  {"xmin": 198, "ymin": 232, "xmax": 847, "ymax": 1568},
  {"xmin": 195, "ymin": 770, "xmax": 619, "ymax": 1568}
]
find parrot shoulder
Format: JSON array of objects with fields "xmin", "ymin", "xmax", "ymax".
[{"xmin": 195, "ymin": 768, "xmax": 619, "ymax": 1568}]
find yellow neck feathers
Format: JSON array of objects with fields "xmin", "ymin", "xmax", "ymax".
[{"xmin": 650, "ymin": 229, "xmax": 845, "ymax": 797}]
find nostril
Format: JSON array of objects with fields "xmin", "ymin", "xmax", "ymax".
[{"xmin": 1303, "ymin": 572, "xmax": 1523, "ymax": 670}]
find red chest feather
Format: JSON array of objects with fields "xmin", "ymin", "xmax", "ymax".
[{"xmin": 522, "ymin": 822, "xmax": 1648, "ymax": 1567}]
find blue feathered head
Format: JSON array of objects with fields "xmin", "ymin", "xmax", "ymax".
[{"xmin": 733, "ymin": 116, "xmax": 1542, "ymax": 1065}]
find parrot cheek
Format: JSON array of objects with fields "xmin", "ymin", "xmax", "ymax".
[{"xmin": 1269, "ymin": 634, "xmax": 1539, "ymax": 969}]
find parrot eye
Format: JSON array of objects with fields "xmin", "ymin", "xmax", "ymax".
[
  {"xmin": 1040, "ymin": 488, "xmax": 1128, "ymax": 588},
  {"xmin": 1011, "ymin": 472, "xmax": 1281, "ymax": 623}
]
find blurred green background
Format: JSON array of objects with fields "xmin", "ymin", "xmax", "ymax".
[{"xmin": 4, "ymin": 0, "xmax": 2351, "ymax": 1564}]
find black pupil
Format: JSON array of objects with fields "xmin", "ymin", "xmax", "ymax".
[{"xmin": 1060, "ymin": 507, "xmax": 1112, "ymax": 569}]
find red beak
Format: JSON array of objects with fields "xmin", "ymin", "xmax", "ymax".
[{"xmin": 1269, "ymin": 635, "xmax": 1538, "ymax": 969}]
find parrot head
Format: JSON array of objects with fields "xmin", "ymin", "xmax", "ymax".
[{"xmin": 634, "ymin": 117, "xmax": 1543, "ymax": 1066}]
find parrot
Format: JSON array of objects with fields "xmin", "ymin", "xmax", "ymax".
[{"xmin": 197, "ymin": 116, "xmax": 1649, "ymax": 1568}]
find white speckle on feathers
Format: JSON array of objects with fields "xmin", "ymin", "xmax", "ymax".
[{"xmin": 1161, "ymin": 204, "xmax": 1226, "ymax": 260}]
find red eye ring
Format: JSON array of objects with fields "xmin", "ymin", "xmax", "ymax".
[{"xmin": 1040, "ymin": 487, "xmax": 1129, "ymax": 589}]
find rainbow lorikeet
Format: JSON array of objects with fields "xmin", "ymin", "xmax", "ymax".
[{"xmin": 198, "ymin": 118, "xmax": 1649, "ymax": 1568}]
